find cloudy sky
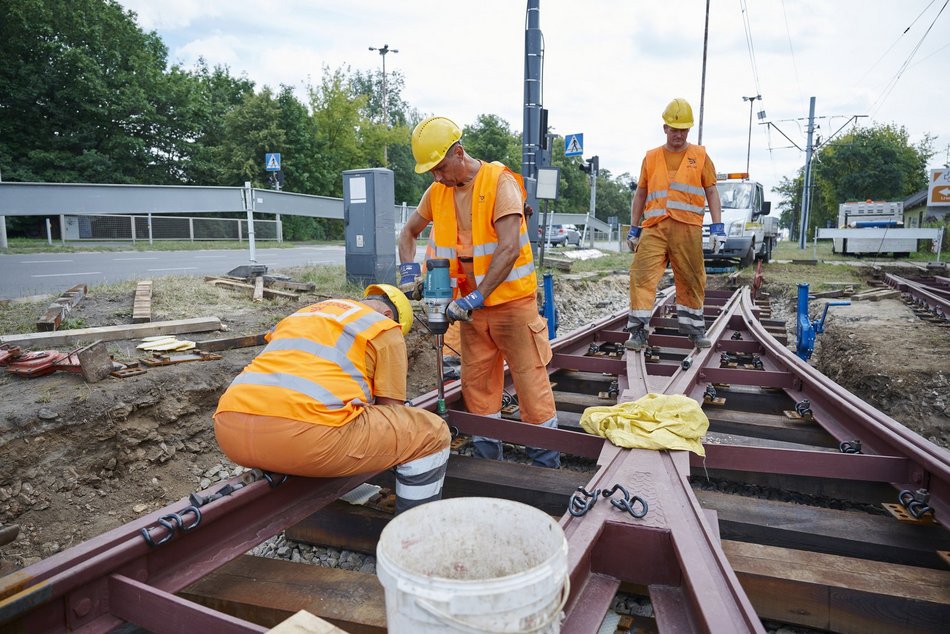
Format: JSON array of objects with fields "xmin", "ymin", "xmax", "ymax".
[{"xmin": 117, "ymin": 0, "xmax": 949, "ymax": 205}]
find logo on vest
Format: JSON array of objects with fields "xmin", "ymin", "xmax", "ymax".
[{"xmin": 687, "ymin": 158, "xmax": 697, "ymax": 167}]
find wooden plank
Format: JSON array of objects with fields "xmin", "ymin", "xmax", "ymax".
[
  {"xmin": 368, "ymin": 453, "xmax": 589, "ymax": 517},
  {"xmin": 551, "ymin": 389, "xmax": 611, "ymax": 413},
  {"xmin": 35, "ymin": 283, "xmax": 88, "ymax": 331},
  {"xmin": 698, "ymin": 489, "xmax": 950, "ymax": 569},
  {"xmin": 723, "ymin": 540, "xmax": 950, "ymax": 633},
  {"xmin": 132, "ymin": 280, "xmax": 152, "ymax": 323},
  {"xmin": 180, "ymin": 556, "xmax": 386, "ymax": 634},
  {"xmin": 286, "ymin": 502, "xmax": 388, "ymax": 554},
  {"xmin": 270, "ymin": 280, "xmax": 316, "ymax": 292},
  {"xmin": 0, "ymin": 317, "xmax": 223, "ymax": 347},
  {"xmin": 196, "ymin": 333, "xmax": 268, "ymax": 352},
  {"xmin": 704, "ymin": 407, "xmax": 839, "ymax": 447},
  {"xmin": 851, "ymin": 289, "xmax": 900, "ymax": 302},
  {"xmin": 269, "ymin": 611, "xmax": 350, "ymax": 634},
  {"xmin": 253, "ymin": 276, "xmax": 264, "ymax": 302},
  {"xmin": 206, "ymin": 277, "xmax": 298, "ymax": 299}
]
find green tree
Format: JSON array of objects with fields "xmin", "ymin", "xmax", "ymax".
[
  {"xmin": 461, "ymin": 114, "xmax": 522, "ymax": 169},
  {"xmin": 776, "ymin": 123, "xmax": 933, "ymax": 241},
  {"xmin": 184, "ymin": 60, "xmax": 256, "ymax": 185},
  {"xmin": 810, "ymin": 124, "xmax": 933, "ymax": 229},
  {"xmin": 774, "ymin": 173, "xmax": 804, "ymax": 240},
  {"xmin": 0, "ymin": 0, "xmax": 176, "ymax": 183}
]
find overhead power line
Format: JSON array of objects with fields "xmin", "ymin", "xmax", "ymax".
[
  {"xmin": 739, "ymin": 0, "xmax": 762, "ymax": 96},
  {"xmin": 858, "ymin": 0, "xmax": 936, "ymax": 84},
  {"xmin": 870, "ymin": 0, "xmax": 948, "ymax": 116},
  {"xmin": 779, "ymin": 0, "xmax": 805, "ymax": 113}
]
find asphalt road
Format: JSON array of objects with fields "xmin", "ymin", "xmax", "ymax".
[
  {"xmin": 0, "ymin": 241, "xmax": 620, "ymax": 300},
  {"xmin": 0, "ymin": 245, "xmax": 351, "ymax": 299}
]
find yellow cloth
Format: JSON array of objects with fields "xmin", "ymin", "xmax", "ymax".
[{"xmin": 580, "ymin": 393, "xmax": 708, "ymax": 456}]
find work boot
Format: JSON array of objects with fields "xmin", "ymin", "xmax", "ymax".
[
  {"xmin": 624, "ymin": 328, "xmax": 648, "ymax": 351},
  {"xmin": 690, "ymin": 333, "xmax": 712, "ymax": 349},
  {"xmin": 472, "ymin": 436, "xmax": 504, "ymax": 461},
  {"xmin": 525, "ymin": 417, "xmax": 561, "ymax": 469}
]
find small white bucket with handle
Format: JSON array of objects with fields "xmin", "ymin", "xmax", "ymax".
[{"xmin": 376, "ymin": 497, "xmax": 569, "ymax": 633}]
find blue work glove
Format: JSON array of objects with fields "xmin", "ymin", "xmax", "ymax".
[
  {"xmin": 626, "ymin": 226, "xmax": 642, "ymax": 252},
  {"xmin": 398, "ymin": 262, "xmax": 423, "ymax": 301},
  {"xmin": 709, "ymin": 223, "xmax": 726, "ymax": 254},
  {"xmin": 446, "ymin": 290, "xmax": 484, "ymax": 323}
]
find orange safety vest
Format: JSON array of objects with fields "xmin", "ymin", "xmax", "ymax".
[
  {"xmin": 214, "ymin": 299, "xmax": 400, "ymax": 426},
  {"xmin": 429, "ymin": 162, "xmax": 536, "ymax": 306},
  {"xmin": 642, "ymin": 145, "xmax": 708, "ymax": 228}
]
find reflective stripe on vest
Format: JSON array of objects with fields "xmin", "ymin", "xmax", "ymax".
[
  {"xmin": 642, "ymin": 145, "xmax": 708, "ymax": 228},
  {"xmin": 214, "ymin": 299, "xmax": 400, "ymax": 426},
  {"xmin": 429, "ymin": 162, "xmax": 537, "ymax": 306}
]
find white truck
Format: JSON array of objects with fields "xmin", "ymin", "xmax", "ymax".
[
  {"xmin": 833, "ymin": 200, "xmax": 914, "ymax": 257},
  {"xmin": 702, "ymin": 173, "xmax": 779, "ymax": 266}
]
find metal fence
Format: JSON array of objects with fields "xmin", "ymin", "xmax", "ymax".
[{"xmin": 62, "ymin": 214, "xmax": 281, "ymax": 242}]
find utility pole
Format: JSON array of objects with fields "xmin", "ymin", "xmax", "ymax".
[
  {"xmin": 698, "ymin": 0, "xmax": 711, "ymax": 144},
  {"xmin": 799, "ymin": 96, "xmax": 816, "ymax": 250},
  {"xmin": 522, "ymin": 0, "xmax": 542, "ymax": 182},
  {"xmin": 742, "ymin": 94, "xmax": 761, "ymax": 174},
  {"xmin": 368, "ymin": 43, "xmax": 398, "ymax": 165}
]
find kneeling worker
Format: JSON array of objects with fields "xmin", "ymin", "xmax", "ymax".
[{"xmin": 213, "ymin": 284, "xmax": 451, "ymax": 515}]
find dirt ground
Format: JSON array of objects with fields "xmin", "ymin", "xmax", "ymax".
[{"xmin": 1, "ymin": 263, "xmax": 948, "ymax": 569}]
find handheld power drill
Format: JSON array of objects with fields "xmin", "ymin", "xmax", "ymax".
[{"xmin": 423, "ymin": 258, "xmax": 453, "ymax": 417}]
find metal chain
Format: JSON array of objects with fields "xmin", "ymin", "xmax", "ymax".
[{"xmin": 567, "ymin": 483, "xmax": 649, "ymax": 519}]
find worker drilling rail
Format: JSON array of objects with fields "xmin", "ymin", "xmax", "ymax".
[{"xmin": 1, "ymin": 284, "xmax": 948, "ymax": 633}]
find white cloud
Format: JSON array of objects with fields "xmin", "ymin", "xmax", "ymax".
[{"xmin": 114, "ymin": 0, "xmax": 949, "ymax": 204}]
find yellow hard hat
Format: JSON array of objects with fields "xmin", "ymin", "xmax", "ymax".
[
  {"xmin": 364, "ymin": 283, "xmax": 413, "ymax": 335},
  {"xmin": 412, "ymin": 116, "xmax": 462, "ymax": 174},
  {"xmin": 662, "ymin": 98, "xmax": 694, "ymax": 129}
]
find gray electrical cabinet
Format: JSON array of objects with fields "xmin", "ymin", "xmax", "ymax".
[{"xmin": 342, "ymin": 168, "xmax": 396, "ymax": 286}]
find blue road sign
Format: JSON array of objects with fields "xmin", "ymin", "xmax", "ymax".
[
  {"xmin": 265, "ymin": 153, "xmax": 281, "ymax": 172},
  {"xmin": 564, "ymin": 133, "xmax": 584, "ymax": 157}
]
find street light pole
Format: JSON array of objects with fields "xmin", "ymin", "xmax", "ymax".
[
  {"xmin": 369, "ymin": 44, "xmax": 398, "ymax": 165},
  {"xmin": 742, "ymin": 94, "xmax": 761, "ymax": 174}
]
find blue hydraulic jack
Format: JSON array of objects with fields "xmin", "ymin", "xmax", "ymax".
[
  {"xmin": 541, "ymin": 273, "xmax": 558, "ymax": 340},
  {"xmin": 796, "ymin": 283, "xmax": 850, "ymax": 361}
]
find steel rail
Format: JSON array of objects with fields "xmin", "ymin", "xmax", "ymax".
[
  {"xmin": 4, "ymin": 282, "xmax": 948, "ymax": 632},
  {"xmin": 729, "ymin": 287, "xmax": 950, "ymax": 519},
  {"xmin": 885, "ymin": 273, "xmax": 950, "ymax": 319},
  {"xmin": 0, "ymin": 471, "xmax": 376, "ymax": 632}
]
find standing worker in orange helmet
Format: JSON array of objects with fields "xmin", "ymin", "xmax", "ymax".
[
  {"xmin": 625, "ymin": 98, "xmax": 724, "ymax": 351},
  {"xmin": 397, "ymin": 116, "xmax": 560, "ymax": 469},
  {"xmin": 213, "ymin": 284, "xmax": 451, "ymax": 514}
]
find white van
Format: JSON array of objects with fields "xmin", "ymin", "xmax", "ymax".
[{"xmin": 702, "ymin": 173, "xmax": 779, "ymax": 266}]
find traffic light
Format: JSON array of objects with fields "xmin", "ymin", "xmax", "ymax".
[{"xmin": 579, "ymin": 156, "xmax": 600, "ymax": 176}]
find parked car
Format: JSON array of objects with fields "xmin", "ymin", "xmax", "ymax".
[{"xmin": 539, "ymin": 223, "xmax": 581, "ymax": 247}]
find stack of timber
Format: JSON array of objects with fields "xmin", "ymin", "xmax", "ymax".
[
  {"xmin": 35, "ymin": 283, "xmax": 87, "ymax": 331},
  {"xmin": 132, "ymin": 280, "xmax": 152, "ymax": 323}
]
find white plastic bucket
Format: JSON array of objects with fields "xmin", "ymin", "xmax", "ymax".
[{"xmin": 376, "ymin": 497, "xmax": 569, "ymax": 633}]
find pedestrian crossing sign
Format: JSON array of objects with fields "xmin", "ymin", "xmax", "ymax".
[
  {"xmin": 564, "ymin": 133, "xmax": 584, "ymax": 157},
  {"xmin": 265, "ymin": 153, "xmax": 281, "ymax": 172}
]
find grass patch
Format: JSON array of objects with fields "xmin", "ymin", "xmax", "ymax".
[{"xmin": 0, "ymin": 298, "xmax": 47, "ymax": 335}]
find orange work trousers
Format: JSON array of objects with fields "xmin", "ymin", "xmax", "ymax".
[
  {"xmin": 213, "ymin": 404, "xmax": 450, "ymax": 477},
  {"xmin": 459, "ymin": 294, "xmax": 556, "ymax": 424},
  {"xmin": 443, "ymin": 320, "xmax": 462, "ymax": 359},
  {"xmin": 629, "ymin": 218, "xmax": 706, "ymax": 328}
]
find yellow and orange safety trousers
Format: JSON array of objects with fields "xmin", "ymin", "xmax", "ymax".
[{"xmin": 628, "ymin": 217, "xmax": 707, "ymax": 336}]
